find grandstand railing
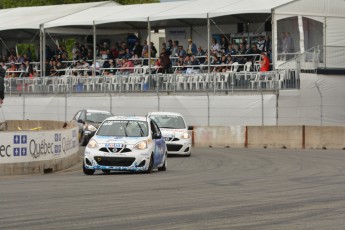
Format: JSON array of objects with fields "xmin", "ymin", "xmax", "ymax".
[{"xmin": 4, "ymin": 69, "xmax": 299, "ymax": 95}]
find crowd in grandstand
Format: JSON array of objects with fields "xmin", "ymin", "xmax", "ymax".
[{"xmin": 0, "ymin": 34, "xmax": 272, "ymax": 78}]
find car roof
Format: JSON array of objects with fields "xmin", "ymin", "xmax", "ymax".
[
  {"xmin": 85, "ymin": 109, "xmax": 112, "ymax": 114},
  {"xmin": 147, "ymin": 111, "xmax": 183, "ymax": 117},
  {"xmin": 105, "ymin": 116, "xmax": 148, "ymax": 122}
]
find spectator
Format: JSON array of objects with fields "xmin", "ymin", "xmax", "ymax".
[
  {"xmin": 190, "ymin": 55, "xmax": 201, "ymax": 73},
  {"xmin": 118, "ymin": 42, "xmax": 127, "ymax": 59},
  {"xmin": 158, "ymin": 48, "xmax": 171, "ymax": 73},
  {"xmin": 166, "ymin": 39, "xmax": 173, "ymax": 56},
  {"xmin": 170, "ymin": 40, "xmax": 179, "ymax": 58},
  {"xmin": 124, "ymin": 48, "xmax": 132, "ymax": 59},
  {"xmin": 237, "ymin": 43, "xmax": 246, "ymax": 64},
  {"xmin": 220, "ymin": 36, "xmax": 229, "ymax": 53},
  {"xmin": 264, "ymin": 35, "xmax": 272, "ymax": 61},
  {"xmin": 259, "ymin": 52, "xmax": 270, "ymax": 72},
  {"xmin": 120, "ymin": 57, "xmax": 134, "ymax": 74},
  {"xmin": 150, "ymin": 42, "xmax": 157, "ymax": 58},
  {"xmin": 196, "ymin": 46, "xmax": 205, "ymax": 63},
  {"xmin": 141, "ymin": 40, "xmax": 149, "ymax": 58},
  {"xmin": 7, "ymin": 63, "xmax": 18, "ymax": 78},
  {"xmin": 132, "ymin": 40, "xmax": 142, "ymax": 58},
  {"xmin": 225, "ymin": 43, "xmax": 237, "ymax": 56},
  {"xmin": 211, "ymin": 38, "xmax": 220, "ymax": 55},
  {"xmin": 0, "ymin": 64, "xmax": 5, "ymax": 105},
  {"xmin": 257, "ymin": 36, "xmax": 265, "ymax": 52},
  {"xmin": 178, "ymin": 45, "xmax": 187, "ymax": 59},
  {"xmin": 187, "ymin": 38, "xmax": 197, "ymax": 55}
]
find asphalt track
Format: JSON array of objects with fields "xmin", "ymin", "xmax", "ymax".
[{"xmin": 1, "ymin": 147, "xmax": 345, "ymax": 230}]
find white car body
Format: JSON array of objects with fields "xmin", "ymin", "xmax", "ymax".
[
  {"xmin": 83, "ymin": 116, "xmax": 167, "ymax": 174},
  {"xmin": 147, "ymin": 112, "xmax": 192, "ymax": 156}
]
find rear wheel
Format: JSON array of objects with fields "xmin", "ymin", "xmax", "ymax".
[{"xmin": 83, "ymin": 162, "xmax": 95, "ymax": 175}]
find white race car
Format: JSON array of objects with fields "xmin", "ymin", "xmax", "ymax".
[
  {"xmin": 147, "ymin": 112, "xmax": 192, "ymax": 157},
  {"xmin": 83, "ymin": 116, "xmax": 167, "ymax": 175}
]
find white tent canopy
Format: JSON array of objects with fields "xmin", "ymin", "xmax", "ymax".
[{"xmin": 0, "ymin": 1, "xmax": 117, "ymax": 40}]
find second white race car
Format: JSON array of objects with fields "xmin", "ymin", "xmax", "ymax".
[{"xmin": 147, "ymin": 112, "xmax": 192, "ymax": 157}]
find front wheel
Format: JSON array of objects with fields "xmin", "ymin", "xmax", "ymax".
[
  {"xmin": 145, "ymin": 154, "xmax": 154, "ymax": 174},
  {"xmin": 83, "ymin": 162, "xmax": 95, "ymax": 175},
  {"xmin": 79, "ymin": 132, "xmax": 88, "ymax": 146},
  {"xmin": 158, "ymin": 153, "xmax": 167, "ymax": 171}
]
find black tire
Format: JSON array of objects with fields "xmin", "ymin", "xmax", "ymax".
[
  {"xmin": 83, "ymin": 162, "xmax": 95, "ymax": 175},
  {"xmin": 145, "ymin": 154, "xmax": 154, "ymax": 174},
  {"xmin": 102, "ymin": 169, "xmax": 111, "ymax": 174},
  {"xmin": 79, "ymin": 132, "xmax": 88, "ymax": 146},
  {"xmin": 158, "ymin": 153, "xmax": 167, "ymax": 171}
]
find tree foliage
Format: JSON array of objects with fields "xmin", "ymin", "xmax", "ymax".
[{"xmin": 0, "ymin": 0, "xmax": 158, "ymax": 8}]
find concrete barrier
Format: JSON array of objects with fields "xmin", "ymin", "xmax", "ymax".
[
  {"xmin": 193, "ymin": 126, "xmax": 345, "ymax": 150},
  {"xmin": 193, "ymin": 126, "xmax": 245, "ymax": 148},
  {"xmin": 305, "ymin": 126, "xmax": 345, "ymax": 149},
  {"xmin": 246, "ymin": 126, "xmax": 303, "ymax": 149},
  {"xmin": 0, "ymin": 120, "xmax": 79, "ymax": 176}
]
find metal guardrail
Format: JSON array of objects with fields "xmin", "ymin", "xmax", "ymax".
[{"xmin": 4, "ymin": 70, "xmax": 299, "ymax": 95}]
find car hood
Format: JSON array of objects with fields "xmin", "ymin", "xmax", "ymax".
[
  {"xmin": 160, "ymin": 128, "xmax": 187, "ymax": 138},
  {"xmin": 93, "ymin": 135, "xmax": 149, "ymax": 146}
]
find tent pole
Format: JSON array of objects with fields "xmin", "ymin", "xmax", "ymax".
[
  {"xmin": 207, "ymin": 14, "xmax": 211, "ymax": 89},
  {"xmin": 298, "ymin": 15, "xmax": 305, "ymax": 53},
  {"xmin": 42, "ymin": 25, "xmax": 46, "ymax": 77},
  {"xmin": 93, "ymin": 21, "xmax": 96, "ymax": 77},
  {"xmin": 39, "ymin": 24, "xmax": 43, "ymax": 77},
  {"xmin": 272, "ymin": 10, "xmax": 276, "ymax": 70},
  {"xmin": 148, "ymin": 18, "xmax": 152, "ymax": 77}
]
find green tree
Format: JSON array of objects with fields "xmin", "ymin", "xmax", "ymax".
[{"xmin": 1, "ymin": 0, "xmax": 158, "ymax": 8}]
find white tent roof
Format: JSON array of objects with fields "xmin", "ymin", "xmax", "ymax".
[
  {"xmin": 0, "ymin": 1, "xmax": 117, "ymax": 31},
  {"xmin": 43, "ymin": 0, "xmax": 295, "ymax": 30},
  {"xmin": 208, "ymin": 0, "xmax": 295, "ymax": 18},
  {"xmin": 44, "ymin": 1, "xmax": 190, "ymax": 29}
]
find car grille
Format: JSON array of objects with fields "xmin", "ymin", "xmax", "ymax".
[
  {"xmin": 94, "ymin": 156, "xmax": 135, "ymax": 167},
  {"xmin": 99, "ymin": 147, "xmax": 131, "ymax": 153},
  {"xmin": 167, "ymin": 144, "xmax": 183, "ymax": 152},
  {"xmin": 164, "ymin": 137, "xmax": 179, "ymax": 142}
]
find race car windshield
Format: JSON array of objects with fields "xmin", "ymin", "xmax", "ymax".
[
  {"xmin": 86, "ymin": 112, "xmax": 112, "ymax": 123},
  {"xmin": 150, "ymin": 115, "xmax": 186, "ymax": 129},
  {"xmin": 97, "ymin": 120, "xmax": 149, "ymax": 137}
]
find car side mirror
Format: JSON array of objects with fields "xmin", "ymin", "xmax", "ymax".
[
  {"xmin": 152, "ymin": 133, "xmax": 161, "ymax": 139},
  {"xmin": 77, "ymin": 119, "xmax": 85, "ymax": 124}
]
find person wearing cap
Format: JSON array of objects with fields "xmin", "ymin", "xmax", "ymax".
[
  {"xmin": 0, "ymin": 64, "xmax": 6, "ymax": 105},
  {"xmin": 187, "ymin": 38, "xmax": 197, "ymax": 55}
]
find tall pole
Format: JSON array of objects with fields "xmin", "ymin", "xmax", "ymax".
[
  {"xmin": 93, "ymin": 21, "xmax": 96, "ymax": 77},
  {"xmin": 207, "ymin": 14, "xmax": 211, "ymax": 92},
  {"xmin": 39, "ymin": 24, "xmax": 43, "ymax": 77},
  {"xmin": 148, "ymin": 18, "xmax": 151, "ymax": 71}
]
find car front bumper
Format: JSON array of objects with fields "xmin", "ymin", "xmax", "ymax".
[{"xmin": 84, "ymin": 148, "xmax": 151, "ymax": 172}]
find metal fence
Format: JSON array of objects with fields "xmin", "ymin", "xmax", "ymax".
[{"xmin": 4, "ymin": 69, "xmax": 300, "ymax": 96}]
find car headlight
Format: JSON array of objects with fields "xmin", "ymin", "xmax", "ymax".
[
  {"xmin": 87, "ymin": 139, "xmax": 98, "ymax": 149},
  {"xmin": 87, "ymin": 124, "xmax": 97, "ymax": 132},
  {"xmin": 181, "ymin": 132, "xmax": 190, "ymax": 139},
  {"xmin": 134, "ymin": 140, "xmax": 148, "ymax": 150}
]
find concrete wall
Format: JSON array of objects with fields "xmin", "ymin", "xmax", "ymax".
[
  {"xmin": 193, "ymin": 126, "xmax": 345, "ymax": 150},
  {"xmin": 305, "ymin": 126, "xmax": 345, "ymax": 149},
  {"xmin": 0, "ymin": 120, "xmax": 79, "ymax": 176},
  {"xmin": 193, "ymin": 126, "xmax": 245, "ymax": 148}
]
